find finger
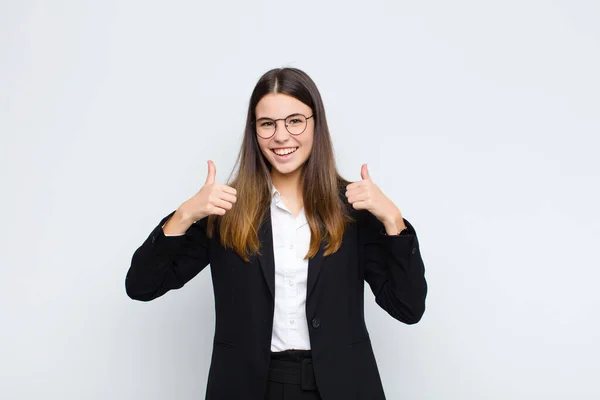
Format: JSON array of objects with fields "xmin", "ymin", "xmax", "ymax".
[
  {"xmin": 209, "ymin": 206, "xmax": 227, "ymax": 216},
  {"xmin": 205, "ymin": 160, "xmax": 216, "ymax": 185},
  {"xmin": 221, "ymin": 185, "xmax": 237, "ymax": 196},
  {"xmin": 345, "ymin": 184, "xmax": 366, "ymax": 197},
  {"xmin": 347, "ymin": 192, "xmax": 369, "ymax": 204},
  {"xmin": 213, "ymin": 198, "xmax": 234, "ymax": 211},
  {"xmin": 352, "ymin": 200, "xmax": 368, "ymax": 210},
  {"xmin": 218, "ymin": 191, "xmax": 237, "ymax": 204},
  {"xmin": 361, "ymin": 163, "xmax": 371, "ymax": 181},
  {"xmin": 346, "ymin": 181, "xmax": 362, "ymax": 192}
]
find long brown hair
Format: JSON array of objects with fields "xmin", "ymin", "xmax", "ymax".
[{"xmin": 206, "ymin": 67, "xmax": 354, "ymax": 262}]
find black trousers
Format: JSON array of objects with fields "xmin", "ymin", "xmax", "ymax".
[{"xmin": 265, "ymin": 349, "xmax": 323, "ymax": 400}]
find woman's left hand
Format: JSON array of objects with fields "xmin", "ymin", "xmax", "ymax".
[{"xmin": 345, "ymin": 164, "xmax": 407, "ymax": 234}]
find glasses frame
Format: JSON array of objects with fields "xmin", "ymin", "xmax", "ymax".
[{"xmin": 253, "ymin": 113, "xmax": 314, "ymax": 139}]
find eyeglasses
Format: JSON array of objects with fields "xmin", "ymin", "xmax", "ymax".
[{"xmin": 253, "ymin": 113, "xmax": 314, "ymax": 139}]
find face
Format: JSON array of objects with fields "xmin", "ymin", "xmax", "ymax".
[{"xmin": 255, "ymin": 93, "xmax": 314, "ymax": 177}]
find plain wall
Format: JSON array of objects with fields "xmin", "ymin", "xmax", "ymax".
[{"xmin": 1, "ymin": 0, "xmax": 599, "ymax": 399}]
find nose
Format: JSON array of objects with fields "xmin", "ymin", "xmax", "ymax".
[{"xmin": 272, "ymin": 120, "xmax": 291, "ymax": 142}]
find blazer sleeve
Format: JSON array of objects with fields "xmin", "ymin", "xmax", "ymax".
[
  {"xmin": 360, "ymin": 210, "xmax": 427, "ymax": 324},
  {"xmin": 125, "ymin": 210, "xmax": 211, "ymax": 301}
]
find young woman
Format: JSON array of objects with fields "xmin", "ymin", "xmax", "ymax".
[{"xmin": 125, "ymin": 67, "xmax": 427, "ymax": 400}]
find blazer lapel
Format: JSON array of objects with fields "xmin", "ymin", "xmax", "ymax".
[
  {"xmin": 306, "ymin": 241, "xmax": 326, "ymax": 301},
  {"xmin": 257, "ymin": 208, "xmax": 328, "ymax": 301},
  {"xmin": 257, "ymin": 210, "xmax": 275, "ymax": 299}
]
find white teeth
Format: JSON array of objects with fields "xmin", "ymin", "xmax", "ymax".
[{"xmin": 273, "ymin": 147, "xmax": 298, "ymax": 155}]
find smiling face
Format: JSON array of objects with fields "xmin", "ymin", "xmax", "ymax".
[{"xmin": 255, "ymin": 93, "xmax": 314, "ymax": 178}]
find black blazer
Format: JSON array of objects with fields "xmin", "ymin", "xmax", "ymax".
[{"xmin": 125, "ymin": 195, "xmax": 427, "ymax": 399}]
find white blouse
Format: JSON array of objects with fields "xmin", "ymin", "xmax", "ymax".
[{"xmin": 269, "ymin": 184, "xmax": 311, "ymax": 351}]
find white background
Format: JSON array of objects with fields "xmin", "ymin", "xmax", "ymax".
[{"xmin": 2, "ymin": 1, "xmax": 599, "ymax": 399}]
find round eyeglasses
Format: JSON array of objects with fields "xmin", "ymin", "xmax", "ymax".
[{"xmin": 253, "ymin": 113, "xmax": 314, "ymax": 139}]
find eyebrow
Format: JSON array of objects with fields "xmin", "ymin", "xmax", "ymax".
[{"xmin": 255, "ymin": 112, "xmax": 303, "ymax": 120}]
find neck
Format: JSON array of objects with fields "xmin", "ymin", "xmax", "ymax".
[{"xmin": 271, "ymin": 168, "xmax": 303, "ymax": 202}]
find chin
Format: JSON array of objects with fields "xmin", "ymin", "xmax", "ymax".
[{"xmin": 272, "ymin": 163, "xmax": 300, "ymax": 175}]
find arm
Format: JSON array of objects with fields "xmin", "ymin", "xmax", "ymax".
[
  {"xmin": 125, "ymin": 210, "xmax": 211, "ymax": 301},
  {"xmin": 360, "ymin": 210, "xmax": 427, "ymax": 324}
]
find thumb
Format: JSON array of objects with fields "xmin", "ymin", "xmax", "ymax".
[
  {"xmin": 205, "ymin": 160, "xmax": 216, "ymax": 185},
  {"xmin": 361, "ymin": 163, "xmax": 370, "ymax": 181}
]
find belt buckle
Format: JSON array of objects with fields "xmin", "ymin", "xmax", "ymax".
[{"xmin": 301, "ymin": 358, "xmax": 317, "ymax": 391}]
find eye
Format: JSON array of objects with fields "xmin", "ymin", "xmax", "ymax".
[
  {"xmin": 260, "ymin": 121, "xmax": 274, "ymax": 127},
  {"xmin": 288, "ymin": 118, "xmax": 301, "ymax": 124}
]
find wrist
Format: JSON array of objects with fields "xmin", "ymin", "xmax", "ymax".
[
  {"xmin": 177, "ymin": 205, "xmax": 204, "ymax": 225},
  {"xmin": 162, "ymin": 208, "xmax": 195, "ymax": 235},
  {"xmin": 382, "ymin": 212, "xmax": 406, "ymax": 235}
]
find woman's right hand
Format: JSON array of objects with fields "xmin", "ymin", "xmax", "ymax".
[{"xmin": 179, "ymin": 160, "xmax": 237, "ymax": 222}]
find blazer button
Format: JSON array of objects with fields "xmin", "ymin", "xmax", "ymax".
[
  {"xmin": 311, "ymin": 318, "xmax": 320, "ymax": 328},
  {"xmin": 411, "ymin": 247, "xmax": 417, "ymax": 255}
]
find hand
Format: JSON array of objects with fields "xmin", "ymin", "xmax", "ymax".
[
  {"xmin": 345, "ymin": 164, "xmax": 406, "ymax": 232},
  {"xmin": 179, "ymin": 160, "xmax": 237, "ymax": 222}
]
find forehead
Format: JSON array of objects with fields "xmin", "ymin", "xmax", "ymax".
[{"xmin": 255, "ymin": 93, "xmax": 311, "ymax": 119}]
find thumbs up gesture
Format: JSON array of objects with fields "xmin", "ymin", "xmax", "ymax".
[
  {"xmin": 345, "ymin": 164, "xmax": 406, "ymax": 234},
  {"xmin": 179, "ymin": 160, "xmax": 237, "ymax": 222}
]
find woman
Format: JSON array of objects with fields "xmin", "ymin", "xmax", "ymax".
[{"xmin": 125, "ymin": 67, "xmax": 427, "ymax": 399}]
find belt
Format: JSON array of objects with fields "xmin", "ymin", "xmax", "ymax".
[{"xmin": 268, "ymin": 358, "xmax": 318, "ymax": 391}]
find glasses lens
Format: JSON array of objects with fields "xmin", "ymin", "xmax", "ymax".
[
  {"xmin": 256, "ymin": 118, "xmax": 275, "ymax": 138},
  {"xmin": 286, "ymin": 115, "xmax": 307, "ymax": 135}
]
